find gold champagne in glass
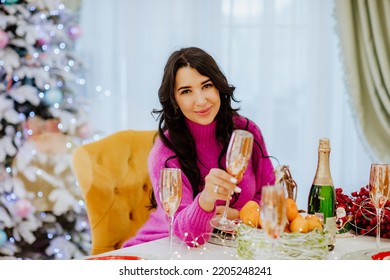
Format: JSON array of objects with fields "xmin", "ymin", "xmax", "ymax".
[
  {"xmin": 159, "ymin": 168, "xmax": 182, "ymax": 257},
  {"xmin": 210, "ymin": 129, "xmax": 253, "ymax": 231},
  {"xmin": 369, "ymin": 163, "xmax": 390, "ymax": 253},
  {"xmin": 260, "ymin": 184, "xmax": 286, "ymax": 258}
]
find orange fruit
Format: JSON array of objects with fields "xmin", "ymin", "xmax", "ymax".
[
  {"xmin": 306, "ymin": 218, "xmax": 323, "ymax": 231},
  {"xmin": 239, "ymin": 200, "xmax": 261, "ymax": 228},
  {"xmin": 284, "ymin": 223, "xmax": 291, "ymax": 233},
  {"xmin": 305, "ymin": 215, "xmax": 323, "ymax": 231},
  {"xmin": 289, "ymin": 214, "xmax": 309, "ymax": 233},
  {"xmin": 286, "ymin": 198, "xmax": 299, "ymax": 222},
  {"xmin": 305, "ymin": 214, "xmax": 322, "ymax": 223}
]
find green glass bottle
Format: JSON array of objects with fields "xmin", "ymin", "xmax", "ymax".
[{"xmin": 307, "ymin": 138, "xmax": 336, "ymax": 223}]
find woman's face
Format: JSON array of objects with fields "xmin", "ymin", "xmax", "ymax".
[{"xmin": 174, "ymin": 66, "xmax": 220, "ymax": 125}]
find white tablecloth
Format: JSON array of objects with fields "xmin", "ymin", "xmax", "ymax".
[{"xmin": 86, "ymin": 233, "xmax": 390, "ymax": 260}]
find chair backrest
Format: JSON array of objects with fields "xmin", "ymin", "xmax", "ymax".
[{"xmin": 72, "ymin": 130, "xmax": 157, "ymax": 255}]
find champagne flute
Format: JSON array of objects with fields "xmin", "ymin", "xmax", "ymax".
[
  {"xmin": 260, "ymin": 183, "xmax": 287, "ymax": 258},
  {"xmin": 369, "ymin": 163, "xmax": 390, "ymax": 253},
  {"xmin": 159, "ymin": 168, "xmax": 182, "ymax": 257},
  {"xmin": 210, "ymin": 129, "xmax": 254, "ymax": 231}
]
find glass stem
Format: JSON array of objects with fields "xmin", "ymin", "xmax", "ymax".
[
  {"xmin": 220, "ymin": 193, "xmax": 231, "ymax": 223},
  {"xmin": 169, "ymin": 216, "xmax": 174, "ymax": 258},
  {"xmin": 270, "ymin": 238, "xmax": 277, "ymax": 259},
  {"xmin": 376, "ymin": 208, "xmax": 382, "ymax": 253}
]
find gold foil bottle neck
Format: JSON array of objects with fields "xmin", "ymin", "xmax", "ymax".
[
  {"xmin": 313, "ymin": 138, "xmax": 334, "ymax": 186},
  {"xmin": 319, "ymin": 138, "xmax": 330, "ymax": 152}
]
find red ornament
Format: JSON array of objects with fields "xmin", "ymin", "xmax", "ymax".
[
  {"xmin": 36, "ymin": 38, "xmax": 47, "ymax": 47},
  {"xmin": 14, "ymin": 199, "xmax": 33, "ymax": 218},
  {"xmin": 0, "ymin": 30, "xmax": 9, "ymax": 49}
]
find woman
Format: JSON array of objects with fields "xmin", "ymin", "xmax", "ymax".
[{"xmin": 123, "ymin": 47, "xmax": 275, "ymax": 247}]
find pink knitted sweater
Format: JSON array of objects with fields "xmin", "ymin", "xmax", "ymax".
[{"xmin": 122, "ymin": 115, "xmax": 275, "ymax": 247}]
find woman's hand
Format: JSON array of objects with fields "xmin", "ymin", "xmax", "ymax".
[
  {"xmin": 216, "ymin": 206, "xmax": 239, "ymax": 220},
  {"xmin": 198, "ymin": 168, "xmax": 241, "ymax": 213}
]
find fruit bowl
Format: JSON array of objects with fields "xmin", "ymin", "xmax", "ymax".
[{"xmin": 235, "ymin": 223, "xmax": 329, "ymax": 260}]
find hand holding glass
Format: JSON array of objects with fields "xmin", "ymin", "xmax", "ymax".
[
  {"xmin": 369, "ymin": 163, "xmax": 390, "ymax": 253},
  {"xmin": 210, "ymin": 129, "xmax": 253, "ymax": 231},
  {"xmin": 159, "ymin": 168, "xmax": 182, "ymax": 257}
]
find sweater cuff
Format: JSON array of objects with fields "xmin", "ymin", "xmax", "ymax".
[
  {"xmin": 192, "ymin": 193, "xmax": 216, "ymax": 221},
  {"xmin": 185, "ymin": 194, "xmax": 216, "ymax": 244}
]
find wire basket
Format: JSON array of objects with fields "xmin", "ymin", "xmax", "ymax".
[{"xmin": 236, "ymin": 224, "xmax": 328, "ymax": 260}]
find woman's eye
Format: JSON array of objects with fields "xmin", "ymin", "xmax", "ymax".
[
  {"xmin": 181, "ymin": 89, "xmax": 190, "ymax": 94},
  {"xmin": 204, "ymin": 83, "xmax": 213, "ymax": 89}
]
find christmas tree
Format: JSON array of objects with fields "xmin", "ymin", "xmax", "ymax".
[{"xmin": 0, "ymin": 0, "xmax": 91, "ymax": 259}]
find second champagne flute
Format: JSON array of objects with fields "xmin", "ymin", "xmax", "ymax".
[
  {"xmin": 260, "ymin": 183, "xmax": 287, "ymax": 258},
  {"xmin": 210, "ymin": 129, "xmax": 254, "ymax": 231},
  {"xmin": 159, "ymin": 168, "xmax": 182, "ymax": 258},
  {"xmin": 369, "ymin": 163, "xmax": 390, "ymax": 254}
]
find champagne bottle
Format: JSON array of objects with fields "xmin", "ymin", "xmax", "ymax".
[
  {"xmin": 307, "ymin": 138, "xmax": 336, "ymax": 250},
  {"xmin": 307, "ymin": 138, "xmax": 336, "ymax": 224}
]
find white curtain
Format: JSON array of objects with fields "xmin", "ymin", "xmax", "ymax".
[
  {"xmin": 335, "ymin": 0, "xmax": 390, "ymax": 163},
  {"xmin": 78, "ymin": 0, "xmax": 373, "ymax": 209}
]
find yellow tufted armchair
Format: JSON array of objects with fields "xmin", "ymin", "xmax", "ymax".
[{"xmin": 71, "ymin": 130, "xmax": 157, "ymax": 255}]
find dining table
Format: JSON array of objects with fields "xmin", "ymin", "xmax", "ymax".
[{"xmin": 85, "ymin": 231, "xmax": 390, "ymax": 260}]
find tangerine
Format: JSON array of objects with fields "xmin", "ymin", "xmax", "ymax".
[
  {"xmin": 305, "ymin": 214, "xmax": 322, "ymax": 223},
  {"xmin": 284, "ymin": 223, "xmax": 291, "ymax": 233},
  {"xmin": 285, "ymin": 198, "xmax": 299, "ymax": 222},
  {"xmin": 289, "ymin": 214, "xmax": 309, "ymax": 233},
  {"xmin": 306, "ymin": 218, "xmax": 323, "ymax": 231},
  {"xmin": 239, "ymin": 200, "xmax": 261, "ymax": 228},
  {"xmin": 305, "ymin": 215, "xmax": 323, "ymax": 231}
]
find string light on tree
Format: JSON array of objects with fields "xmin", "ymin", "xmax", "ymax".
[
  {"xmin": 42, "ymin": 88, "xmax": 64, "ymax": 106},
  {"xmin": 68, "ymin": 24, "xmax": 82, "ymax": 40}
]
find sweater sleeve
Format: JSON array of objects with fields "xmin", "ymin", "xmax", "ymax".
[{"xmin": 148, "ymin": 138, "xmax": 216, "ymax": 247}]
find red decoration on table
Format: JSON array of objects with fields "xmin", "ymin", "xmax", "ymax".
[
  {"xmin": 336, "ymin": 186, "xmax": 390, "ymax": 238},
  {"xmin": 371, "ymin": 250, "xmax": 390, "ymax": 260},
  {"xmin": 87, "ymin": 255, "xmax": 143, "ymax": 260}
]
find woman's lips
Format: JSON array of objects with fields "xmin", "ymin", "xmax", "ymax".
[{"xmin": 195, "ymin": 107, "xmax": 212, "ymax": 116}]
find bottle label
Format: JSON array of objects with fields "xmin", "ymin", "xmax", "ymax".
[
  {"xmin": 307, "ymin": 185, "xmax": 335, "ymax": 221},
  {"xmin": 325, "ymin": 217, "xmax": 337, "ymax": 251}
]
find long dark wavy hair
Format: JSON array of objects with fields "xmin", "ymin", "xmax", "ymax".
[{"xmin": 148, "ymin": 47, "xmax": 241, "ymax": 209}]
